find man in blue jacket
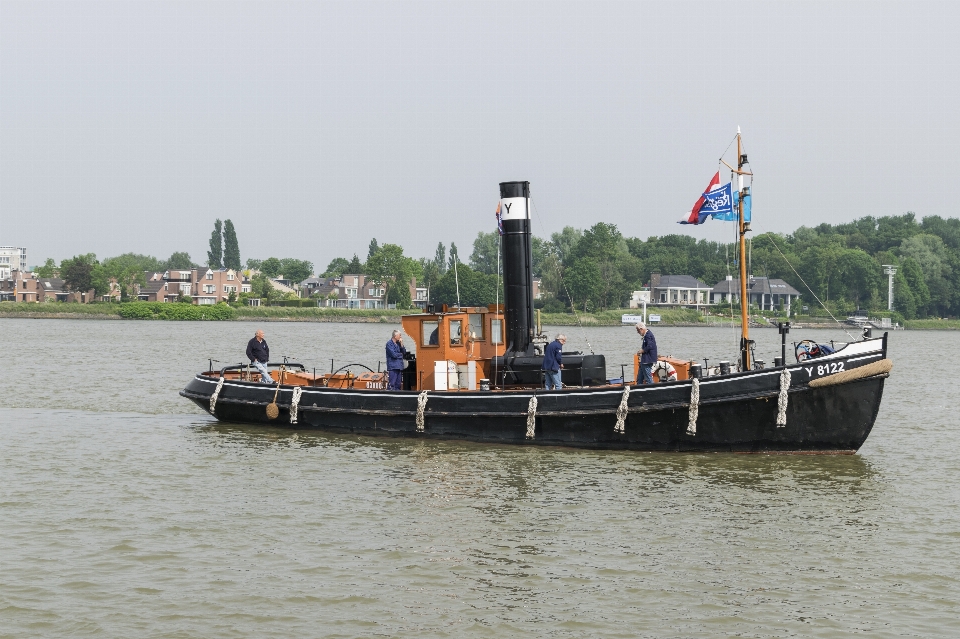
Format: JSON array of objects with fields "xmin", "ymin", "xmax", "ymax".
[
  {"xmin": 636, "ymin": 322, "xmax": 658, "ymax": 384},
  {"xmin": 542, "ymin": 333, "xmax": 566, "ymax": 390},
  {"xmin": 385, "ymin": 329, "xmax": 408, "ymax": 390},
  {"xmin": 246, "ymin": 329, "xmax": 272, "ymax": 383}
]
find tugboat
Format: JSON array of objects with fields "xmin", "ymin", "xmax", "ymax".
[{"xmin": 181, "ymin": 139, "xmax": 891, "ymax": 452}]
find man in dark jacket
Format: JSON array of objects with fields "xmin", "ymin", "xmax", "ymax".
[
  {"xmin": 385, "ymin": 329, "xmax": 407, "ymax": 390},
  {"xmin": 636, "ymin": 322, "xmax": 658, "ymax": 384},
  {"xmin": 246, "ymin": 329, "xmax": 272, "ymax": 383},
  {"xmin": 542, "ymin": 333, "xmax": 566, "ymax": 390}
]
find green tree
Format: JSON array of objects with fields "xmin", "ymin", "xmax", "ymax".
[
  {"xmin": 835, "ymin": 249, "xmax": 882, "ymax": 308},
  {"xmin": 419, "ymin": 258, "xmax": 441, "ymax": 302},
  {"xmin": 246, "ymin": 258, "xmax": 262, "ymax": 271},
  {"xmin": 469, "ymin": 231, "xmax": 500, "ymax": 275},
  {"xmin": 223, "ymin": 219, "xmax": 241, "ymax": 270},
  {"xmin": 365, "ymin": 244, "xmax": 415, "ymax": 308},
  {"xmin": 260, "ymin": 257, "xmax": 282, "ymax": 278},
  {"xmin": 430, "ymin": 264, "xmax": 501, "ymax": 307},
  {"xmin": 165, "ymin": 252, "xmax": 195, "ymax": 270},
  {"xmin": 564, "ymin": 257, "xmax": 601, "ymax": 312},
  {"xmin": 323, "ymin": 257, "xmax": 350, "ymax": 277},
  {"xmin": 250, "ymin": 273, "xmax": 276, "ymax": 304},
  {"xmin": 551, "ymin": 227, "xmax": 583, "ymax": 264},
  {"xmin": 900, "ymin": 234, "xmax": 953, "ymax": 314},
  {"xmin": 448, "ymin": 242, "xmax": 460, "ymax": 271},
  {"xmin": 347, "ymin": 254, "xmax": 363, "ymax": 273},
  {"xmin": 102, "ymin": 253, "xmax": 164, "ymax": 299},
  {"xmin": 207, "ymin": 219, "xmax": 223, "ymax": 268},
  {"xmin": 279, "ymin": 258, "xmax": 313, "ymax": 283},
  {"xmin": 434, "ymin": 242, "xmax": 447, "ymax": 274},
  {"xmin": 61, "ymin": 254, "xmax": 109, "ymax": 296},
  {"xmin": 368, "ymin": 238, "xmax": 379, "ymax": 261},
  {"xmin": 36, "ymin": 258, "xmax": 58, "ymax": 278}
]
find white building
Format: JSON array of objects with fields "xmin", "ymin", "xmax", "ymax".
[
  {"xmin": 0, "ymin": 247, "xmax": 27, "ymax": 279},
  {"xmin": 629, "ymin": 289, "xmax": 651, "ymax": 309}
]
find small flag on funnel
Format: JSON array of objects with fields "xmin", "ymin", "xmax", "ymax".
[{"xmin": 495, "ymin": 201, "xmax": 504, "ymax": 235}]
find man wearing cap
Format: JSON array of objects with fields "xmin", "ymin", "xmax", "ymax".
[{"xmin": 636, "ymin": 322, "xmax": 658, "ymax": 385}]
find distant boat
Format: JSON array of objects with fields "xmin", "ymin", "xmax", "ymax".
[
  {"xmin": 182, "ymin": 132, "xmax": 891, "ymax": 453},
  {"xmin": 846, "ymin": 309, "xmax": 871, "ymax": 326}
]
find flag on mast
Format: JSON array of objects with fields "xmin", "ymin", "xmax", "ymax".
[{"xmin": 679, "ymin": 171, "xmax": 736, "ymax": 224}]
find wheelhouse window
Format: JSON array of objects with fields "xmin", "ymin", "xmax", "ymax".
[
  {"xmin": 491, "ymin": 319, "xmax": 503, "ymax": 344},
  {"xmin": 422, "ymin": 320, "xmax": 439, "ymax": 346},
  {"xmin": 468, "ymin": 314, "xmax": 483, "ymax": 340},
  {"xmin": 449, "ymin": 320, "xmax": 463, "ymax": 345}
]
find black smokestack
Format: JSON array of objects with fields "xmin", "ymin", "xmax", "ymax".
[{"xmin": 499, "ymin": 181, "xmax": 535, "ymax": 356}]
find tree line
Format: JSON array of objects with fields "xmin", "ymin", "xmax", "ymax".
[
  {"xmin": 321, "ymin": 212, "xmax": 959, "ymax": 318},
  {"xmin": 32, "ymin": 212, "xmax": 960, "ymax": 319},
  {"xmin": 448, "ymin": 212, "xmax": 954, "ymax": 320}
]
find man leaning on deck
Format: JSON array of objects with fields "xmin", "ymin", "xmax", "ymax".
[
  {"xmin": 246, "ymin": 329, "xmax": 272, "ymax": 384},
  {"xmin": 543, "ymin": 334, "xmax": 566, "ymax": 390}
]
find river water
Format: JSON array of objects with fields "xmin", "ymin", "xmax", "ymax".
[{"xmin": 2, "ymin": 319, "xmax": 958, "ymax": 637}]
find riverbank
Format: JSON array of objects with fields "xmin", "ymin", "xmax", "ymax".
[{"xmin": 3, "ymin": 301, "xmax": 959, "ymax": 329}]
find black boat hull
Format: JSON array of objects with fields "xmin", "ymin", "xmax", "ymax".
[{"xmin": 181, "ymin": 337, "xmax": 889, "ymax": 453}]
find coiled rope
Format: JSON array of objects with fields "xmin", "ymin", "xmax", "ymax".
[
  {"xmin": 526, "ymin": 396, "xmax": 538, "ymax": 439},
  {"xmin": 209, "ymin": 376, "xmax": 225, "ymax": 414},
  {"xmin": 416, "ymin": 391, "xmax": 428, "ymax": 432},
  {"xmin": 289, "ymin": 386, "xmax": 303, "ymax": 424},
  {"xmin": 776, "ymin": 368, "xmax": 790, "ymax": 427},
  {"xmin": 614, "ymin": 385, "xmax": 630, "ymax": 433},
  {"xmin": 687, "ymin": 378, "xmax": 700, "ymax": 436}
]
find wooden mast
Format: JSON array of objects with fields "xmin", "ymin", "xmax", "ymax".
[{"xmin": 736, "ymin": 129, "xmax": 751, "ymax": 371}]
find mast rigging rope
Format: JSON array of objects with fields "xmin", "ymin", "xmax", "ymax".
[{"xmin": 531, "ymin": 199, "xmax": 594, "ymax": 355}]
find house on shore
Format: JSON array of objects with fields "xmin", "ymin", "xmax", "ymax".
[
  {"xmin": 649, "ymin": 273, "xmax": 712, "ymax": 307},
  {"xmin": 710, "ymin": 275, "xmax": 801, "ymax": 313}
]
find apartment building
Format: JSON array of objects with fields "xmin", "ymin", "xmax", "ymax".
[{"xmin": 0, "ymin": 247, "xmax": 27, "ymax": 279}]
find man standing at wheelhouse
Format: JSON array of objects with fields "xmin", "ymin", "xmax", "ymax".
[
  {"xmin": 636, "ymin": 322, "xmax": 658, "ymax": 385},
  {"xmin": 385, "ymin": 329, "xmax": 408, "ymax": 390}
]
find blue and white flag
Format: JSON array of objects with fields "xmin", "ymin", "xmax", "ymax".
[{"xmin": 701, "ymin": 182, "xmax": 735, "ymax": 220}]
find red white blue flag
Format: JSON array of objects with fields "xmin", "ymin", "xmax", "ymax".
[
  {"xmin": 680, "ymin": 172, "xmax": 732, "ymax": 225},
  {"xmin": 495, "ymin": 201, "xmax": 504, "ymax": 235}
]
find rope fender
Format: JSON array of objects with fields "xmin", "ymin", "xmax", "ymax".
[
  {"xmin": 686, "ymin": 378, "xmax": 700, "ymax": 436},
  {"xmin": 289, "ymin": 386, "xmax": 303, "ymax": 424},
  {"xmin": 416, "ymin": 391, "xmax": 428, "ymax": 432},
  {"xmin": 526, "ymin": 396, "xmax": 538, "ymax": 439},
  {"xmin": 776, "ymin": 368, "xmax": 790, "ymax": 427},
  {"xmin": 209, "ymin": 376, "xmax": 225, "ymax": 414},
  {"xmin": 808, "ymin": 358, "xmax": 893, "ymax": 388},
  {"xmin": 614, "ymin": 385, "xmax": 630, "ymax": 433}
]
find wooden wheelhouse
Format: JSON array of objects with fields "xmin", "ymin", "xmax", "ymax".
[{"xmin": 400, "ymin": 304, "xmax": 506, "ymax": 391}]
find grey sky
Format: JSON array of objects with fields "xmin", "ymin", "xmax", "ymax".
[{"xmin": 1, "ymin": 1, "xmax": 957, "ymax": 270}]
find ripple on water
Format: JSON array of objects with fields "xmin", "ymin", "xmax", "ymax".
[{"xmin": 1, "ymin": 322, "xmax": 959, "ymax": 636}]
